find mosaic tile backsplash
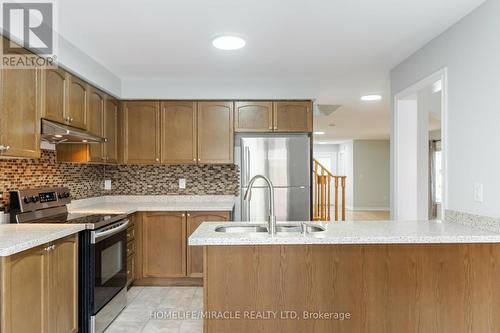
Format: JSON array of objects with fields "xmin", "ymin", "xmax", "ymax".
[
  {"xmin": 1, "ymin": 150, "xmax": 239, "ymax": 211},
  {"xmin": 103, "ymin": 164, "xmax": 239, "ymax": 196},
  {"xmin": 0, "ymin": 150, "xmax": 104, "ymax": 211}
]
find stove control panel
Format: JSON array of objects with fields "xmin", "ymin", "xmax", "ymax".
[
  {"xmin": 39, "ymin": 191, "xmax": 58, "ymax": 203},
  {"xmin": 9, "ymin": 187, "xmax": 71, "ymax": 215}
]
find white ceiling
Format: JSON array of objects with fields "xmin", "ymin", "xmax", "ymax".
[{"xmin": 58, "ymin": 0, "xmax": 485, "ymax": 140}]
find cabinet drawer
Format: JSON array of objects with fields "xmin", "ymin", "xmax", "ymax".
[
  {"xmin": 127, "ymin": 256, "xmax": 135, "ymax": 287},
  {"xmin": 126, "ymin": 240, "xmax": 135, "ymax": 257},
  {"xmin": 127, "ymin": 227, "xmax": 135, "ymax": 242}
]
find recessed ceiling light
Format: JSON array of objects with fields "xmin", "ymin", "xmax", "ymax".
[
  {"xmin": 361, "ymin": 95, "xmax": 382, "ymax": 101},
  {"xmin": 212, "ymin": 36, "xmax": 246, "ymax": 50},
  {"xmin": 313, "ymin": 131, "xmax": 325, "ymax": 135},
  {"xmin": 54, "ymin": 134, "xmax": 63, "ymax": 138},
  {"xmin": 82, "ymin": 139, "xmax": 88, "ymax": 143},
  {"xmin": 316, "ymin": 142, "xmax": 330, "ymax": 145}
]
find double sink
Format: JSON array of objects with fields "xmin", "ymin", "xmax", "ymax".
[{"xmin": 215, "ymin": 222, "xmax": 326, "ymax": 234}]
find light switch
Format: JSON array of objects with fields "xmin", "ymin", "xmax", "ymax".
[
  {"xmin": 473, "ymin": 183, "xmax": 483, "ymax": 202},
  {"xmin": 104, "ymin": 179, "xmax": 112, "ymax": 190},
  {"xmin": 179, "ymin": 178, "xmax": 186, "ymax": 190}
]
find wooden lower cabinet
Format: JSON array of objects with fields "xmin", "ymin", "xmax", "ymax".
[
  {"xmin": 143, "ymin": 212, "xmax": 186, "ymax": 278},
  {"xmin": 186, "ymin": 212, "xmax": 230, "ymax": 278},
  {"xmin": 127, "ymin": 256, "xmax": 135, "ymax": 287},
  {"xmin": 0, "ymin": 234, "xmax": 78, "ymax": 333},
  {"xmin": 135, "ymin": 211, "xmax": 230, "ymax": 285},
  {"xmin": 126, "ymin": 214, "xmax": 137, "ymax": 288},
  {"xmin": 48, "ymin": 236, "xmax": 78, "ymax": 333}
]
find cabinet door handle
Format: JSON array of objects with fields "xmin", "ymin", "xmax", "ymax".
[
  {"xmin": 155, "ymin": 158, "xmax": 159, "ymax": 162},
  {"xmin": 182, "ymin": 213, "xmax": 185, "ymax": 217},
  {"xmin": 187, "ymin": 213, "xmax": 191, "ymax": 217},
  {"xmin": 44, "ymin": 244, "xmax": 55, "ymax": 252}
]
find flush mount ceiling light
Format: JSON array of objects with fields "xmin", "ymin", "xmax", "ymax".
[
  {"xmin": 313, "ymin": 131, "xmax": 325, "ymax": 135},
  {"xmin": 212, "ymin": 36, "xmax": 246, "ymax": 50},
  {"xmin": 360, "ymin": 95, "xmax": 382, "ymax": 101}
]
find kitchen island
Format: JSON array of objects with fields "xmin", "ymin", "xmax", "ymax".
[{"xmin": 189, "ymin": 220, "xmax": 500, "ymax": 333}]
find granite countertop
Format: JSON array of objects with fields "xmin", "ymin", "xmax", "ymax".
[
  {"xmin": 188, "ymin": 220, "xmax": 500, "ymax": 246},
  {"xmin": 0, "ymin": 224, "xmax": 85, "ymax": 256},
  {"xmin": 68, "ymin": 195, "xmax": 236, "ymax": 215}
]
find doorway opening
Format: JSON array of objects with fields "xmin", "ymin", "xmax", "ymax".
[{"xmin": 393, "ymin": 69, "xmax": 447, "ymax": 220}]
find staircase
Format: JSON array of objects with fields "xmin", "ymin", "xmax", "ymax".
[{"xmin": 312, "ymin": 159, "xmax": 347, "ymax": 221}]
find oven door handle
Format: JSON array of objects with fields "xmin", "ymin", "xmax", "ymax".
[{"xmin": 91, "ymin": 219, "xmax": 129, "ymax": 244}]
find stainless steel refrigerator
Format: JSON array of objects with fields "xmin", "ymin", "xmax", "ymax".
[{"xmin": 234, "ymin": 134, "xmax": 311, "ymax": 222}]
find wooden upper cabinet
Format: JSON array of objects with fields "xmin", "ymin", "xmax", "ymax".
[
  {"xmin": 104, "ymin": 97, "xmax": 119, "ymax": 164},
  {"xmin": 186, "ymin": 212, "xmax": 230, "ymax": 278},
  {"xmin": 160, "ymin": 101, "xmax": 197, "ymax": 164},
  {"xmin": 42, "ymin": 68, "xmax": 68, "ymax": 125},
  {"xmin": 234, "ymin": 101, "xmax": 273, "ymax": 132},
  {"xmin": 67, "ymin": 74, "xmax": 88, "ymax": 129},
  {"xmin": 273, "ymin": 101, "xmax": 313, "ymax": 132},
  {"xmin": 123, "ymin": 101, "xmax": 160, "ymax": 164},
  {"xmin": 197, "ymin": 101, "xmax": 234, "ymax": 164},
  {"xmin": 0, "ymin": 245, "xmax": 49, "ymax": 333},
  {"xmin": 87, "ymin": 88, "xmax": 105, "ymax": 162},
  {"xmin": 0, "ymin": 66, "xmax": 42, "ymax": 158},
  {"xmin": 142, "ymin": 212, "xmax": 186, "ymax": 278}
]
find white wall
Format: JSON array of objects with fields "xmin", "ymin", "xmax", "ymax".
[
  {"xmin": 121, "ymin": 77, "xmax": 319, "ymax": 100},
  {"xmin": 313, "ymin": 144, "xmax": 339, "ymax": 174},
  {"xmin": 353, "ymin": 140, "xmax": 390, "ymax": 210},
  {"xmin": 57, "ymin": 35, "xmax": 121, "ymax": 97},
  {"xmin": 390, "ymin": 0, "xmax": 500, "ymax": 218},
  {"xmin": 338, "ymin": 141, "xmax": 354, "ymax": 209}
]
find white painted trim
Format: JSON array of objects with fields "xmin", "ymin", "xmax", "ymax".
[{"xmin": 393, "ymin": 67, "xmax": 448, "ymax": 220}]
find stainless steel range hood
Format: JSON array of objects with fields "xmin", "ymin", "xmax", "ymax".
[{"xmin": 41, "ymin": 119, "xmax": 106, "ymax": 144}]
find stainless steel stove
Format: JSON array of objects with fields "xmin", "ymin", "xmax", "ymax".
[{"xmin": 9, "ymin": 187, "xmax": 128, "ymax": 333}]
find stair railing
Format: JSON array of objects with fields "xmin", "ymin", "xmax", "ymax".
[{"xmin": 312, "ymin": 159, "xmax": 346, "ymax": 221}]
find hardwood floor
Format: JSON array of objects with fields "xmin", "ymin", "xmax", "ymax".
[{"xmin": 345, "ymin": 210, "xmax": 390, "ymax": 220}]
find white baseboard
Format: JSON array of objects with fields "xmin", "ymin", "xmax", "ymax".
[{"xmin": 351, "ymin": 207, "xmax": 390, "ymax": 211}]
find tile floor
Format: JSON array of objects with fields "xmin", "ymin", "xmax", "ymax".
[{"xmin": 105, "ymin": 287, "xmax": 203, "ymax": 333}]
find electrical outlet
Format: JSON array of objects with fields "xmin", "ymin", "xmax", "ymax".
[
  {"xmin": 179, "ymin": 178, "xmax": 186, "ymax": 190},
  {"xmin": 473, "ymin": 183, "xmax": 483, "ymax": 202},
  {"xmin": 104, "ymin": 179, "xmax": 112, "ymax": 190}
]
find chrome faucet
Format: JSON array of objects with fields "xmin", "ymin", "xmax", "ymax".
[{"xmin": 244, "ymin": 175, "xmax": 277, "ymax": 236}]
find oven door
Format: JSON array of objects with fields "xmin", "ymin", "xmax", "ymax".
[{"xmin": 91, "ymin": 219, "xmax": 128, "ymax": 314}]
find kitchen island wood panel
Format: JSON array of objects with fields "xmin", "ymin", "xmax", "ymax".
[{"xmin": 204, "ymin": 243, "xmax": 500, "ymax": 333}]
